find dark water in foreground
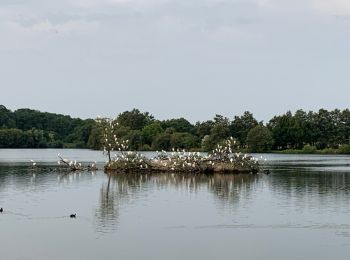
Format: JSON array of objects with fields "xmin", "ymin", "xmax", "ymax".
[{"xmin": 1, "ymin": 150, "xmax": 350, "ymax": 260}]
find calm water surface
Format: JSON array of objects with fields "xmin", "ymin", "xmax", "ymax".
[{"xmin": 1, "ymin": 150, "xmax": 350, "ymax": 260}]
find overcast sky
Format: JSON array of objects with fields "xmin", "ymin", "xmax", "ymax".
[{"xmin": 1, "ymin": 0, "xmax": 350, "ymax": 122}]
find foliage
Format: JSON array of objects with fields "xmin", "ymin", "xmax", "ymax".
[
  {"xmin": 161, "ymin": 118, "xmax": 195, "ymax": 133},
  {"xmin": 0, "ymin": 106, "xmax": 93, "ymax": 148},
  {"xmin": 246, "ymin": 125, "xmax": 273, "ymax": 153},
  {"xmin": 152, "ymin": 130, "xmax": 172, "ymax": 150},
  {"xmin": 302, "ymin": 144, "xmax": 317, "ymax": 154},
  {"xmin": 170, "ymin": 132, "xmax": 198, "ymax": 150},
  {"xmin": 116, "ymin": 109, "xmax": 154, "ymax": 130},
  {"xmin": 277, "ymin": 144, "xmax": 350, "ymax": 155},
  {"xmin": 200, "ymin": 115, "xmax": 231, "ymax": 151},
  {"xmin": 230, "ymin": 111, "xmax": 258, "ymax": 146},
  {"xmin": 2, "ymin": 105, "xmax": 350, "ymax": 155},
  {"xmin": 195, "ymin": 120, "xmax": 214, "ymax": 139},
  {"xmin": 0, "ymin": 128, "xmax": 63, "ymax": 148},
  {"xmin": 87, "ymin": 127, "xmax": 102, "ymax": 150},
  {"xmin": 268, "ymin": 109, "xmax": 350, "ymax": 150},
  {"xmin": 338, "ymin": 144, "xmax": 350, "ymax": 154},
  {"xmin": 142, "ymin": 122, "xmax": 163, "ymax": 145}
]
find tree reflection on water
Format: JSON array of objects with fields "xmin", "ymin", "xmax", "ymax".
[
  {"xmin": 95, "ymin": 174, "xmax": 120, "ymax": 233},
  {"xmin": 95, "ymin": 172, "xmax": 262, "ymax": 232}
]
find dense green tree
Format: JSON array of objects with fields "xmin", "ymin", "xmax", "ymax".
[
  {"xmin": 230, "ymin": 111, "xmax": 258, "ymax": 146},
  {"xmin": 246, "ymin": 125, "xmax": 273, "ymax": 152},
  {"xmin": 0, "ymin": 106, "xmax": 95, "ymax": 148},
  {"xmin": 117, "ymin": 109, "xmax": 154, "ymax": 130},
  {"xmin": 195, "ymin": 120, "xmax": 214, "ymax": 139},
  {"xmin": 341, "ymin": 109, "xmax": 350, "ymax": 144},
  {"xmin": 65, "ymin": 120, "xmax": 94, "ymax": 148},
  {"xmin": 313, "ymin": 109, "xmax": 339, "ymax": 149},
  {"xmin": 142, "ymin": 122, "xmax": 163, "ymax": 145},
  {"xmin": 201, "ymin": 135, "xmax": 212, "ymax": 151},
  {"xmin": 126, "ymin": 130, "xmax": 144, "ymax": 150},
  {"xmin": 268, "ymin": 111, "xmax": 296, "ymax": 150},
  {"xmin": 161, "ymin": 118, "xmax": 195, "ymax": 133},
  {"xmin": 200, "ymin": 115, "xmax": 230, "ymax": 151},
  {"xmin": 170, "ymin": 132, "xmax": 198, "ymax": 150},
  {"xmin": 292, "ymin": 109, "xmax": 312, "ymax": 148},
  {"xmin": 87, "ymin": 127, "xmax": 102, "ymax": 150},
  {"xmin": 206, "ymin": 121, "xmax": 230, "ymax": 150},
  {"xmin": 0, "ymin": 129, "xmax": 26, "ymax": 148},
  {"xmin": 0, "ymin": 105, "xmax": 15, "ymax": 128},
  {"xmin": 152, "ymin": 129, "xmax": 173, "ymax": 150},
  {"xmin": 2, "ymin": 104, "xmax": 350, "ymax": 153}
]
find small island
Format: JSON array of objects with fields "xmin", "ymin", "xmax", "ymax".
[
  {"xmin": 97, "ymin": 116, "xmax": 261, "ymax": 174},
  {"xmin": 104, "ymin": 151, "xmax": 260, "ymax": 174}
]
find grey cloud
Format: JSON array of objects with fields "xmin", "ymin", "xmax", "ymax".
[{"xmin": 0, "ymin": 0, "xmax": 349, "ymax": 122}]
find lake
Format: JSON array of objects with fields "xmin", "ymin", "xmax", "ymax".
[{"xmin": 1, "ymin": 149, "xmax": 350, "ymax": 260}]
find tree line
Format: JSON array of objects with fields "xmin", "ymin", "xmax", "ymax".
[
  {"xmin": 0, "ymin": 105, "xmax": 94, "ymax": 148},
  {"xmin": 1, "ymin": 105, "xmax": 350, "ymax": 153}
]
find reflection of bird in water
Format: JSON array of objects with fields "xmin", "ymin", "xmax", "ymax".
[
  {"xmin": 263, "ymin": 169, "xmax": 270, "ymax": 175},
  {"xmin": 0, "ymin": 208, "xmax": 3, "ymax": 213},
  {"xmin": 70, "ymin": 214, "xmax": 76, "ymax": 218}
]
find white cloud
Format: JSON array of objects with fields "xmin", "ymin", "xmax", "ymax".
[
  {"xmin": 65, "ymin": 0, "xmax": 170, "ymax": 8},
  {"xmin": 312, "ymin": 0, "xmax": 350, "ymax": 15},
  {"xmin": 23, "ymin": 19, "xmax": 99, "ymax": 34},
  {"xmin": 0, "ymin": 17, "xmax": 99, "ymax": 50}
]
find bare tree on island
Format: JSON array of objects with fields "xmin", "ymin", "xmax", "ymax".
[{"xmin": 95, "ymin": 116, "xmax": 129, "ymax": 165}]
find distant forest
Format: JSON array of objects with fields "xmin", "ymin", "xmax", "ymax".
[{"xmin": 1, "ymin": 105, "xmax": 350, "ymax": 153}]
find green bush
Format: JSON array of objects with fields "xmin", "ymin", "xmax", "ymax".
[
  {"xmin": 302, "ymin": 144, "xmax": 317, "ymax": 154},
  {"xmin": 140, "ymin": 144, "xmax": 151, "ymax": 151},
  {"xmin": 337, "ymin": 144, "xmax": 350, "ymax": 154}
]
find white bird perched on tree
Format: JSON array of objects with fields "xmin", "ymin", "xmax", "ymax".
[{"xmin": 30, "ymin": 160, "xmax": 36, "ymax": 166}]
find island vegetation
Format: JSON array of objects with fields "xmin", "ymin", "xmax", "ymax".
[
  {"xmin": 95, "ymin": 117, "xmax": 260, "ymax": 174},
  {"xmin": 1, "ymin": 105, "xmax": 350, "ymax": 154}
]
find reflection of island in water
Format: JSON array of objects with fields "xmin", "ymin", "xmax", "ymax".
[
  {"xmin": 95, "ymin": 169, "xmax": 350, "ymax": 233},
  {"xmin": 94, "ymin": 172, "xmax": 262, "ymax": 232}
]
